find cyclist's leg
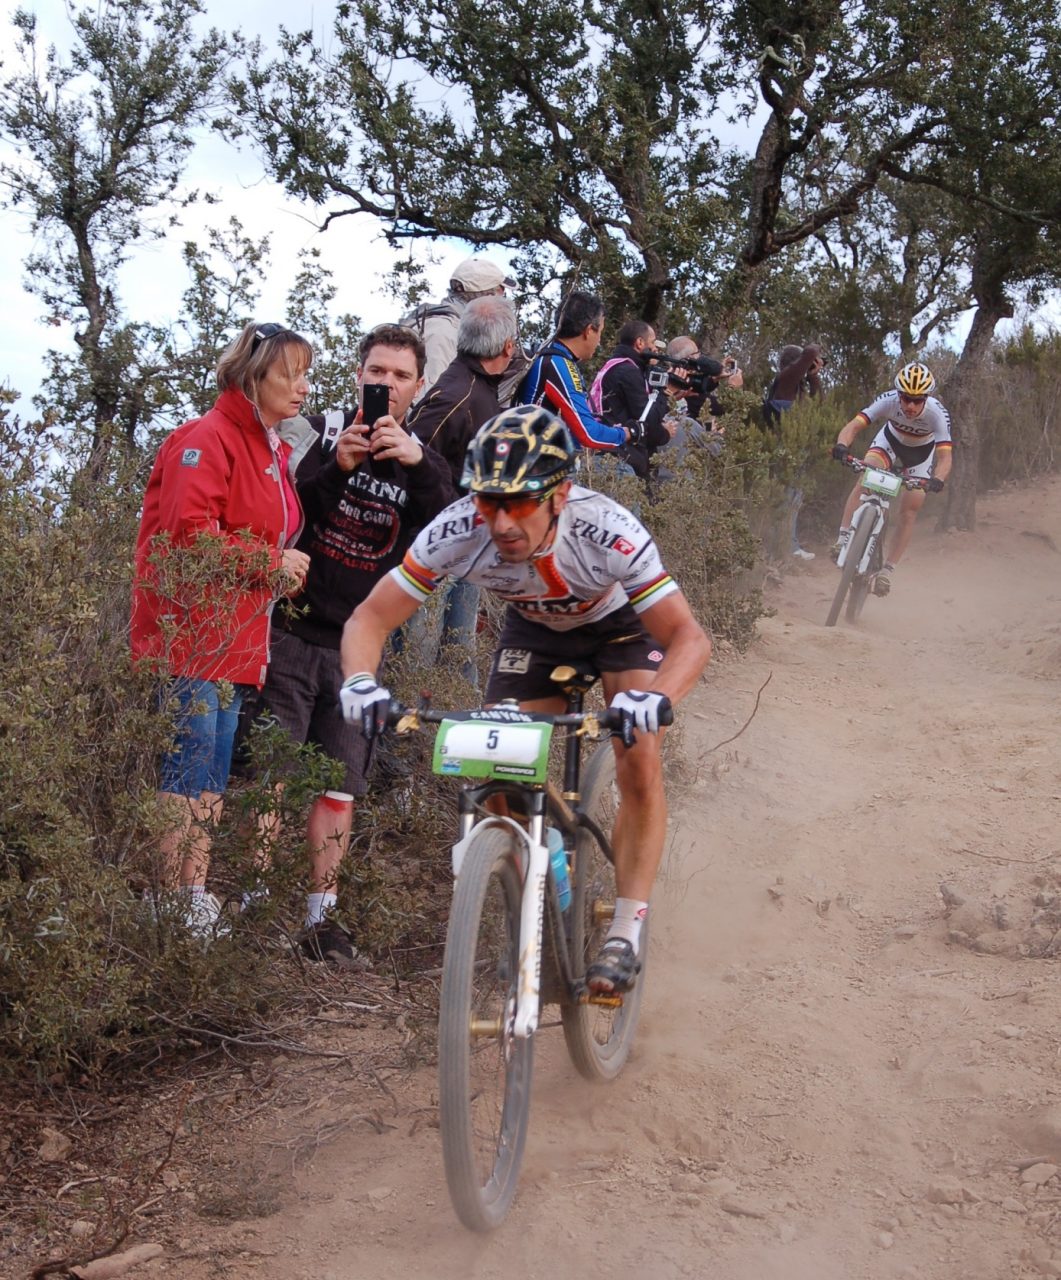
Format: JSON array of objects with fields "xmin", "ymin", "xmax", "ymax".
[
  {"xmin": 599, "ymin": 668, "xmax": 667, "ymax": 903},
  {"xmin": 885, "ymin": 486, "xmax": 926, "ymax": 565},
  {"xmin": 884, "ymin": 444, "xmax": 934, "ymax": 566}
]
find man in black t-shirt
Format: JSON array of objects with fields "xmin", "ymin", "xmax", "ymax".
[{"xmin": 246, "ymin": 324, "xmax": 453, "ymax": 966}]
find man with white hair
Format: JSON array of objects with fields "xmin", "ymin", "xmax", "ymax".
[{"xmin": 402, "ymin": 255, "xmax": 521, "ymax": 397}]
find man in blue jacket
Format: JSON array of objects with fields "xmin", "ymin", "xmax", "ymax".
[{"xmin": 518, "ymin": 291, "xmax": 643, "ymax": 454}]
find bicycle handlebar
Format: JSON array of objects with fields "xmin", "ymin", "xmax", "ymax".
[
  {"xmin": 836, "ymin": 454, "xmax": 929, "ymax": 491},
  {"xmin": 384, "ymin": 700, "xmax": 674, "ymax": 747}
]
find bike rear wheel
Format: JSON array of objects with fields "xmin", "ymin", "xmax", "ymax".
[
  {"xmin": 439, "ymin": 825, "xmax": 533, "ymax": 1232},
  {"xmin": 561, "ymin": 742, "xmax": 647, "ymax": 1081},
  {"xmin": 825, "ymin": 507, "xmax": 875, "ymax": 627}
]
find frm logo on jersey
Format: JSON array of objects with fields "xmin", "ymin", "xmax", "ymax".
[{"xmin": 570, "ymin": 516, "xmax": 637, "ymax": 554}]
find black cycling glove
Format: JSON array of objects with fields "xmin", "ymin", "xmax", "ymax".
[
  {"xmin": 831, "ymin": 443, "xmax": 850, "ymax": 462},
  {"xmin": 926, "ymin": 476, "xmax": 945, "ymax": 493}
]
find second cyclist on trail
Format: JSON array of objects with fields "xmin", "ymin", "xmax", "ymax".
[
  {"xmin": 831, "ymin": 361, "xmax": 953, "ymax": 597},
  {"xmin": 337, "ymin": 405, "xmax": 710, "ymax": 996}
]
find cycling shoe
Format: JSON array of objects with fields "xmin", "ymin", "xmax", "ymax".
[{"xmin": 586, "ymin": 938, "xmax": 641, "ymax": 994}]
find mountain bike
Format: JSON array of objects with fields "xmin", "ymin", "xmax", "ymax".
[
  {"xmin": 382, "ymin": 665, "xmax": 670, "ymax": 1232},
  {"xmin": 826, "ymin": 457, "xmax": 929, "ymax": 627}
]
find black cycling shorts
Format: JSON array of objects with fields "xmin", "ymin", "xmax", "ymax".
[
  {"xmin": 881, "ymin": 426, "xmax": 935, "ymax": 469},
  {"xmin": 484, "ymin": 603, "xmax": 664, "ymax": 704}
]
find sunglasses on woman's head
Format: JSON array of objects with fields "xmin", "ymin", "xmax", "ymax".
[{"xmin": 252, "ymin": 323, "xmax": 286, "ymax": 350}]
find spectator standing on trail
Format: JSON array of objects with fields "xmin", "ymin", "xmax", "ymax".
[
  {"xmin": 402, "ymin": 256, "xmax": 523, "ymax": 400},
  {"xmin": 763, "ymin": 342, "xmax": 826, "ymax": 561},
  {"xmin": 589, "ymin": 319, "xmax": 672, "ymax": 480},
  {"xmin": 404, "ymin": 295, "xmax": 519, "ymax": 685},
  {"xmin": 131, "ymin": 321, "xmax": 315, "ymax": 938},
  {"xmin": 242, "ymin": 324, "xmax": 454, "ymax": 967}
]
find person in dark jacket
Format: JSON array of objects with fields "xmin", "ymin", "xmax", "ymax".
[
  {"xmin": 404, "ymin": 296, "xmax": 517, "ymax": 684},
  {"xmin": 763, "ymin": 342, "xmax": 826, "ymax": 560},
  {"xmin": 246, "ymin": 324, "xmax": 454, "ymax": 966},
  {"xmin": 591, "ymin": 319, "xmax": 672, "ymax": 479}
]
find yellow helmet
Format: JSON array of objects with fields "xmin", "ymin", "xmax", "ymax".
[
  {"xmin": 461, "ymin": 406, "xmax": 576, "ymax": 495},
  {"xmin": 895, "ymin": 362, "xmax": 936, "ymax": 397}
]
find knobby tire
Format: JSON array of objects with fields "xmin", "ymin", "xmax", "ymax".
[
  {"xmin": 826, "ymin": 507, "xmax": 875, "ymax": 627},
  {"xmin": 561, "ymin": 742, "xmax": 647, "ymax": 1081},
  {"xmin": 438, "ymin": 826, "xmax": 532, "ymax": 1232}
]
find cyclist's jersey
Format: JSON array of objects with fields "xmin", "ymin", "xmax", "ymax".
[
  {"xmin": 391, "ymin": 486, "xmax": 678, "ymax": 631},
  {"xmin": 856, "ymin": 391, "xmax": 953, "ymax": 450}
]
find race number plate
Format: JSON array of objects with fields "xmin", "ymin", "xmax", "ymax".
[
  {"xmin": 432, "ymin": 717, "xmax": 554, "ymax": 783},
  {"xmin": 861, "ymin": 467, "xmax": 903, "ymax": 497}
]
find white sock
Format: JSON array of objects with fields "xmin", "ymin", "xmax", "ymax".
[
  {"xmin": 607, "ymin": 898, "xmax": 649, "ymax": 954},
  {"xmin": 181, "ymin": 885, "xmax": 206, "ymax": 900},
  {"xmin": 306, "ymin": 891, "xmax": 337, "ymax": 928}
]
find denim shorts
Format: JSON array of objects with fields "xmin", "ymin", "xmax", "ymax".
[{"xmin": 158, "ymin": 678, "xmax": 247, "ymax": 797}]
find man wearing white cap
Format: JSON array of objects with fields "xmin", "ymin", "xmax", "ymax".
[{"xmin": 403, "ymin": 256, "xmax": 523, "ymax": 399}]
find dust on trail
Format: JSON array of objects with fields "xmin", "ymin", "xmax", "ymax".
[{"xmin": 180, "ymin": 476, "xmax": 1061, "ymax": 1280}]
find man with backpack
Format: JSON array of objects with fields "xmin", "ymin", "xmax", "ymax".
[
  {"xmin": 402, "ymin": 256, "xmax": 524, "ymax": 400},
  {"xmin": 589, "ymin": 319, "xmax": 672, "ymax": 479}
]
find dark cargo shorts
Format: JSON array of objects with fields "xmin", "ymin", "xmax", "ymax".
[{"xmin": 234, "ymin": 629, "xmax": 374, "ymax": 796}]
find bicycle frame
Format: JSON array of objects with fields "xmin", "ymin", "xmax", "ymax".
[
  {"xmin": 835, "ymin": 492, "xmax": 890, "ymax": 575},
  {"xmin": 445, "ymin": 685, "xmax": 603, "ymax": 1041}
]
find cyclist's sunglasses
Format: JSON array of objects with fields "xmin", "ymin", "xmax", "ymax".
[
  {"xmin": 472, "ymin": 488, "xmax": 558, "ymax": 520},
  {"xmin": 898, "ymin": 392, "xmax": 927, "ymax": 405}
]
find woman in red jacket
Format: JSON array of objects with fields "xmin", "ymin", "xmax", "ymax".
[{"xmin": 132, "ymin": 322, "xmax": 315, "ymax": 937}]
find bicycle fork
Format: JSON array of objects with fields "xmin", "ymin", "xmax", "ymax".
[
  {"xmin": 451, "ymin": 812, "xmax": 549, "ymax": 1041},
  {"xmin": 837, "ymin": 500, "xmax": 887, "ymax": 573}
]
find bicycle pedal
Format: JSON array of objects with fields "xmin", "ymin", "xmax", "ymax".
[{"xmin": 578, "ymin": 992, "xmax": 624, "ymax": 1008}]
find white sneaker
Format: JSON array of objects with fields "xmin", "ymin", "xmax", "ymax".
[
  {"xmin": 791, "ymin": 547, "xmax": 816, "ymax": 561},
  {"xmin": 184, "ymin": 891, "xmax": 230, "ymax": 940}
]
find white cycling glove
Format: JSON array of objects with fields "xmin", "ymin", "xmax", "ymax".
[
  {"xmin": 608, "ymin": 689, "xmax": 672, "ymax": 735},
  {"xmin": 339, "ymin": 673, "xmax": 391, "ymax": 738}
]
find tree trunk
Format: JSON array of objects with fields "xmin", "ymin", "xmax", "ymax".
[{"xmin": 937, "ymin": 245, "xmax": 1013, "ymax": 532}]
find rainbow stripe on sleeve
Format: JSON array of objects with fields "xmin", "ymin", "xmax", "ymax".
[
  {"xmin": 628, "ymin": 572, "xmax": 676, "ymax": 611},
  {"xmin": 394, "ymin": 552, "xmax": 441, "ymax": 599}
]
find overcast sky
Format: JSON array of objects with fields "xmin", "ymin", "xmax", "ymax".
[
  {"xmin": 0, "ymin": 0, "xmax": 497, "ymax": 420},
  {"xmin": 1, "ymin": 2, "xmax": 1057, "ymax": 426}
]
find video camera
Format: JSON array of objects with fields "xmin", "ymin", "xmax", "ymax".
[{"xmin": 650, "ymin": 350, "xmax": 726, "ymax": 397}]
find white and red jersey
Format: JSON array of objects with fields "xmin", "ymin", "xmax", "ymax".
[
  {"xmin": 857, "ymin": 390, "xmax": 953, "ymax": 449},
  {"xmin": 391, "ymin": 486, "xmax": 679, "ymax": 631}
]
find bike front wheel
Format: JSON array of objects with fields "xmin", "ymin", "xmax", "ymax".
[
  {"xmin": 825, "ymin": 507, "xmax": 875, "ymax": 627},
  {"xmin": 561, "ymin": 742, "xmax": 647, "ymax": 1081},
  {"xmin": 438, "ymin": 825, "xmax": 533, "ymax": 1232}
]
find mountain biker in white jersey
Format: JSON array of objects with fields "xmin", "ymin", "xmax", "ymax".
[
  {"xmin": 337, "ymin": 405, "xmax": 710, "ymax": 994},
  {"xmin": 831, "ymin": 361, "xmax": 953, "ymax": 596}
]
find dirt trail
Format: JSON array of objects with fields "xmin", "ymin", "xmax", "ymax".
[{"xmin": 185, "ymin": 476, "xmax": 1061, "ymax": 1280}]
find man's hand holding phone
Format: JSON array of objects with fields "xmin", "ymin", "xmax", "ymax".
[{"xmin": 369, "ymin": 417, "xmax": 423, "ymax": 467}]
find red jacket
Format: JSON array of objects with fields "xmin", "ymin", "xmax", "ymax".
[{"xmin": 130, "ymin": 388, "xmax": 307, "ymax": 687}]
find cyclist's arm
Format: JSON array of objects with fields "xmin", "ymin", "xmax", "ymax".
[
  {"xmin": 340, "ymin": 576, "xmax": 422, "ymax": 679},
  {"xmin": 836, "ymin": 412, "xmax": 870, "ymax": 450},
  {"xmin": 932, "ymin": 442, "xmax": 953, "ymax": 484},
  {"xmin": 635, "ymin": 592, "xmax": 711, "ymax": 704}
]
